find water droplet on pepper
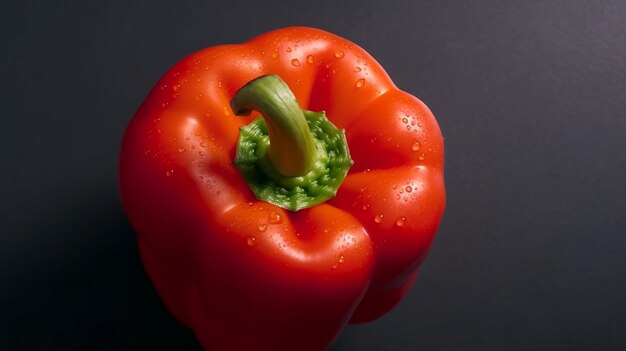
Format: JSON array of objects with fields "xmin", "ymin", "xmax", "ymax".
[
  {"xmin": 411, "ymin": 140, "xmax": 421, "ymax": 151},
  {"xmin": 247, "ymin": 236, "xmax": 257, "ymax": 246},
  {"xmin": 374, "ymin": 214, "xmax": 384, "ymax": 223},
  {"xmin": 395, "ymin": 217, "xmax": 406, "ymax": 227},
  {"xmin": 269, "ymin": 212, "xmax": 282, "ymax": 224}
]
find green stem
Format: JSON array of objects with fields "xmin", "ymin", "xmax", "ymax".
[
  {"xmin": 231, "ymin": 74, "xmax": 353, "ymax": 211},
  {"xmin": 230, "ymin": 75, "xmax": 317, "ymax": 177}
]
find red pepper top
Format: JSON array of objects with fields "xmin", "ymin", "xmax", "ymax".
[{"xmin": 120, "ymin": 27, "xmax": 445, "ymax": 350}]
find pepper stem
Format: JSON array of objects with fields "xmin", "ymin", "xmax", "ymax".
[{"xmin": 231, "ymin": 75, "xmax": 317, "ymax": 177}]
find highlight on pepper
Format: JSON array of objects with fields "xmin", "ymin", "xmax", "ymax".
[{"xmin": 119, "ymin": 26, "xmax": 445, "ymax": 350}]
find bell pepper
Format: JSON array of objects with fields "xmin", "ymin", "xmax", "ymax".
[{"xmin": 119, "ymin": 26, "xmax": 445, "ymax": 350}]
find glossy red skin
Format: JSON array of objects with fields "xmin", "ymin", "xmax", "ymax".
[{"xmin": 120, "ymin": 27, "xmax": 445, "ymax": 350}]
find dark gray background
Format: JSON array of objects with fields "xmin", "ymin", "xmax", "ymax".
[{"xmin": 2, "ymin": 1, "xmax": 625, "ymax": 350}]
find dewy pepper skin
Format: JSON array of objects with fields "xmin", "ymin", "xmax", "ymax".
[{"xmin": 120, "ymin": 27, "xmax": 446, "ymax": 350}]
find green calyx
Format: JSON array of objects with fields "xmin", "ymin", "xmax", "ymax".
[{"xmin": 231, "ymin": 75, "xmax": 352, "ymax": 211}]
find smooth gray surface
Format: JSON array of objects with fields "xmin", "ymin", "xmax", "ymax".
[{"xmin": 2, "ymin": 1, "xmax": 625, "ymax": 350}]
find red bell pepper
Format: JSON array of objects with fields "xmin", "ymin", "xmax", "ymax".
[{"xmin": 120, "ymin": 27, "xmax": 445, "ymax": 350}]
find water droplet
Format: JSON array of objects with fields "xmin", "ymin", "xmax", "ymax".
[
  {"xmin": 405, "ymin": 186, "xmax": 412, "ymax": 193},
  {"xmin": 291, "ymin": 58, "xmax": 300, "ymax": 67},
  {"xmin": 355, "ymin": 78, "xmax": 365, "ymax": 88},
  {"xmin": 165, "ymin": 169, "xmax": 174, "ymax": 177},
  {"xmin": 307, "ymin": 55, "xmax": 314, "ymax": 64},
  {"xmin": 338, "ymin": 255, "xmax": 345, "ymax": 263},
  {"xmin": 411, "ymin": 140, "xmax": 421, "ymax": 151},
  {"xmin": 395, "ymin": 217, "xmax": 406, "ymax": 227},
  {"xmin": 271, "ymin": 52, "xmax": 278, "ymax": 59},
  {"xmin": 332, "ymin": 264, "xmax": 338, "ymax": 270},
  {"xmin": 374, "ymin": 214, "xmax": 384, "ymax": 223},
  {"xmin": 402, "ymin": 117, "xmax": 409, "ymax": 124},
  {"xmin": 247, "ymin": 236, "xmax": 257, "ymax": 246},
  {"xmin": 335, "ymin": 50, "xmax": 345, "ymax": 58},
  {"xmin": 362, "ymin": 203, "xmax": 370, "ymax": 210},
  {"xmin": 354, "ymin": 67, "xmax": 362, "ymax": 72},
  {"xmin": 178, "ymin": 148, "xmax": 185, "ymax": 153},
  {"xmin": 218, "ymin": 81, "xmax": 222, "ymax": 88},
  {"xmin": 418, "ymin": 153, "xmax": 426, "ymax": 161},
  {"xmin": 258, "ymin": 224, "xmax": 267, "ymax": 232},
  {"xmin": 286, "ymin": 47, "xmax": 292, "ymax": 52},
  {"xmin": 269, "ymin": 212, "xmax": 282, "ymax": 224},
  {"xmin": 223, "ymin": 106, "xmax": 230, "ymax": 116}
]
